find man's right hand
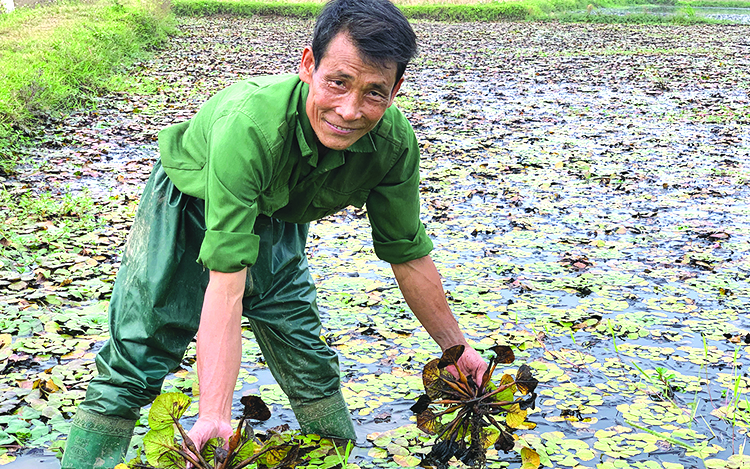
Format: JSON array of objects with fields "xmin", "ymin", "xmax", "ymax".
[{"xmin": 186, "ymin": 416, "xmax": 233, "ymax": 467}]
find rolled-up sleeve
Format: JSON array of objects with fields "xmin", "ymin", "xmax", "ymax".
[
  {"xmin": 367, "ymin": 130, "xmax": 433, "ymax": 264},
  {"xmin": 198, "ymin": 112, "xmax": 271, "ymax": 272}
]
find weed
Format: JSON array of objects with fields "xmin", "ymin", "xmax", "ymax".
[
  {"xmin": 631, "ymin": 361, "xmax": 680, "ymax": 402},
  {"xmin": 331, "ymin": 439, "xmax": 354, "ymax": 468},
  {"xmin": 0, "ymin": 0, "xmax": 174, "ymax": 173}
]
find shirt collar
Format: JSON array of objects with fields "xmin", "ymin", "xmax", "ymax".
[{"xmin": 296, "ymin": 83, "xmax": 318, "ymax": 166}]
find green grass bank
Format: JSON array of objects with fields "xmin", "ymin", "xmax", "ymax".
[
  {"xmin": 170, "ymin": 0, "xmax": 592, "ymax": 21},
  {"xmin": 170, "ymin": 0, "xmax": 746, "ymax": 21},
  {"xmin": 0, "ymin": 0, "xmax": 173, "ymax": 173}
]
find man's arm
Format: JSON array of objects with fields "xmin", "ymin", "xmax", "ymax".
[
  {"xmin": 391, "ymin": 255, "xmax": 486, "ymax": 383},
  {"xmin": 187, "ymin": 269, "xmax": 246, "ymax": 452}
]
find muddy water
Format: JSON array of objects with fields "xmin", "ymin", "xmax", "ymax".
[
  {"xmin": 3, "ymin": 15, "xmax": 750, "ymax": 469},
  {"xmin": 4, "ymin": 453, "xmax": 58, "ymax": 468},
  {"xmin": 597, "ymin": 4, "xmax": 750, "ymax": 23}
]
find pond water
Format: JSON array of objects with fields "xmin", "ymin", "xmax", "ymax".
[
  {"xmin": 2, "ymin": 15, "xmax": 749, "ymax": 469},
  {"xmin": 3, "ymin": 452, "xmax": 58, "ymax": 468},
  {"xmin": 593, "ymin": 4, "xmax": 750, "ymax": 23}
]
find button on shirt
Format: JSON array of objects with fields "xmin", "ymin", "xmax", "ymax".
[{"xmin": 158, "ymin": 74, "xmax": 433, "ymax": 273}]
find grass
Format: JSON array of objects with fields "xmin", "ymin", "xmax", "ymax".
[
  {"xmin": 170, "ymin": 0, "xmax": 745, "ymax": 24},
  {"xmin": 0, "ymin": 0, "xmax": 174, "ymax": 174},
  {"xmin": 679, "ymin": 0, "xmax": 750, "ymax": 6},
  {"xmin": 170, "ymin": 0, "xmax": 591, "ymax": 20}
]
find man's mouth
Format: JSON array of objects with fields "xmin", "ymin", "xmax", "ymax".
[{"xmin": 326, "ymin": 121, "xmax": 359, "ymax": 133}]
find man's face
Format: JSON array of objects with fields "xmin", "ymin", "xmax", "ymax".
[{"xmin": 299, "ymin": 32, "xmax": 403, "ymax": 151}]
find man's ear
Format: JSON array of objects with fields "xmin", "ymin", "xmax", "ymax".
[
  {"xmin": 299, "ymin": 46, "xmax": 315, "ymax": 84},
  {"xmin": 388, "ymin": 76, "xmax": 405, "ymax": 107}
]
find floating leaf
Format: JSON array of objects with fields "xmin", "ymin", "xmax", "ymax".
[
  {"xmin": 437, "ymin": 344, "xmax": 465, "ymax": 368},
  {"xmin": 521, "ymin": 446, "xmax": 541, "ymax": 469},
  {"xmin": 240, "ymin": 394, "xmax": 271, "ymax": 421},
  {"xmin": 393, "ymin": 454, "xmax": 422, "ymax": 467},
  {"xmin": 148, "ymin": 392, "xmax": 191, "ymax": 432},
  {"xmin": 491, "ymin": 345, "xmax": 515, "ymax": 364}
]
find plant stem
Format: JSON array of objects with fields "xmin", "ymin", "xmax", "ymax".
[
  {"xmin": 625, "ymin": 421, "xmax": 699, "ymax": 451},
  {"xmin": 172, "ymin": 416, "xmax": 210, "ymax": 468},
  {"xmin": 439, "ymin": 375, "xmax": 473, "ymax": 398}
]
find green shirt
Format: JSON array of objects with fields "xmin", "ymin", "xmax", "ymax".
[{"xmin": 158, "ymin": 74, "xmax": 433, "ymax": 273}]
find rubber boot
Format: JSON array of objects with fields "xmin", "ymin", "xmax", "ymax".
[
  {"xmin": 60, "ymin": 408, "xmax": 136, "ymax": 469},
  {"xmin": 292, "ymin": 390, "xmax": 357, "ymax": 441}
]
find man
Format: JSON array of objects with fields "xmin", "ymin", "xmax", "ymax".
[{"xmin": 61, "ymin": 0, "xmax": 486, "ymax": 467}]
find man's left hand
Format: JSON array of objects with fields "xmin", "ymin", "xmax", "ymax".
[{"xmin": 446, "ymin": 345, "xmax": 486, "ymax": 388}]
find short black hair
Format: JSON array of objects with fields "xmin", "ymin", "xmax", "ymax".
[{"xmin": 312, "ymin": 0, "xmax": 418, "ymax": 85}]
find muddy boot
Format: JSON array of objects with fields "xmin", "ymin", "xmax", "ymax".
[
  {"xmin": 60, "ymin": 408, "xmax": 135, "ymax": 469},
  {"xmin": 292, "ymin": 390, "xmax": 357, "ymax": 441}
]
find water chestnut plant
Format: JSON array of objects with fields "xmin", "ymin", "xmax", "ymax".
[
  {"xmin": 127, "ymin": 392, "xmax": 314, "ymax": 469},
  {"xmin": 411, "ymin": 345, "xmax": 539, "ymax": 468}
]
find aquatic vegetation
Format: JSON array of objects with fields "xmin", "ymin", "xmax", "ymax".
[
  {"xmin": 126, "ymin": 392, "xmax": 350, "ymax": 469},
  {"xmin": 411, "ymin": 345, "xmax": 538, "ymax": 467}
]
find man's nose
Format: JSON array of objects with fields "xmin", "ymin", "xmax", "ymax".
[{"xmin": 336, "ymin": 93, "xmax": 362, "ymax": 121}]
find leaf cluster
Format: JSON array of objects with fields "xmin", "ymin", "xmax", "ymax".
[
  {"xmin": 411, "ymin": 345, "xmax": 539, "ymax": 468},
  {"xmin": 130, "ymin": 393, "xmax": 302, "ymax": 469}
]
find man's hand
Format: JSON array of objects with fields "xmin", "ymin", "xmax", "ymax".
[
  {"xmin": 443, "ymin": 345, "xmax": 487, "ymax": 389},
  {"xmin": 456, "ymin": 345, "xmax": 487, "ymax": 387},
  {"xmin": 185, "ymin": 417, "xmax": 233, "ymax": 468}
]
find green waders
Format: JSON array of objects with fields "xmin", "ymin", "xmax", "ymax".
[{"xmin": 61, "ymin": 161, "xmax": 355, "ymax": 469}]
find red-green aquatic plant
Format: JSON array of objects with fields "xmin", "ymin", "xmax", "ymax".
[
  {"xmin": 129, "ymin": 393, "xmax": 310, "ymax": 469},
  {"xmin": 411, "ymin": 345, "xmax": 539, "ymax": 468}
]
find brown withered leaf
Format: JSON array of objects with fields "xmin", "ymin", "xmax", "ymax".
[
  {"xmin": 496, "ymin": 374, "xmax": 517, "ymax": 400},
  {"xmin": 240, "ymin": 395, "xmax": 271, "ymax": 421},
  {"xmin": 264, "ymin": 444, "xmax": 295, "ymax": 467},
  {"xmin": 515, "ymin": 365, "xmax": 538, "ymax": 395},
  {"xmin": 494, "ymin": 431, "xmax": 515, "ymax": 453},
  {"xmin": 417, "ymin": 409, "xmax": 444, "ymax": 435},
  {"xmin": 423, "ymin": 358, "xmax": 462, "ymax": 399},
  {"xmin": 490, "ymin": 345, "xmax": 515, "ymax": 364},
  {"xmin": 423, "ymin": 359, "xmax": 442, "ymax": 399},
  {"xmin": 277, "ymin": 444, "xmax": 302, "ymax": 468},
  {"xmin": 410, "ymin": 394, "xmax": 432, "ymax": 414},
  {"xmin": 505, "ymin": 404, "xmax": 528, "ymax": 429},
  {"xmin": 437, "ymin": 344, "xmax": 465, "ymax": 369},
  {"xmin": 518, "ymin": 392, "xmax": 537, "ymax": 411}
]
